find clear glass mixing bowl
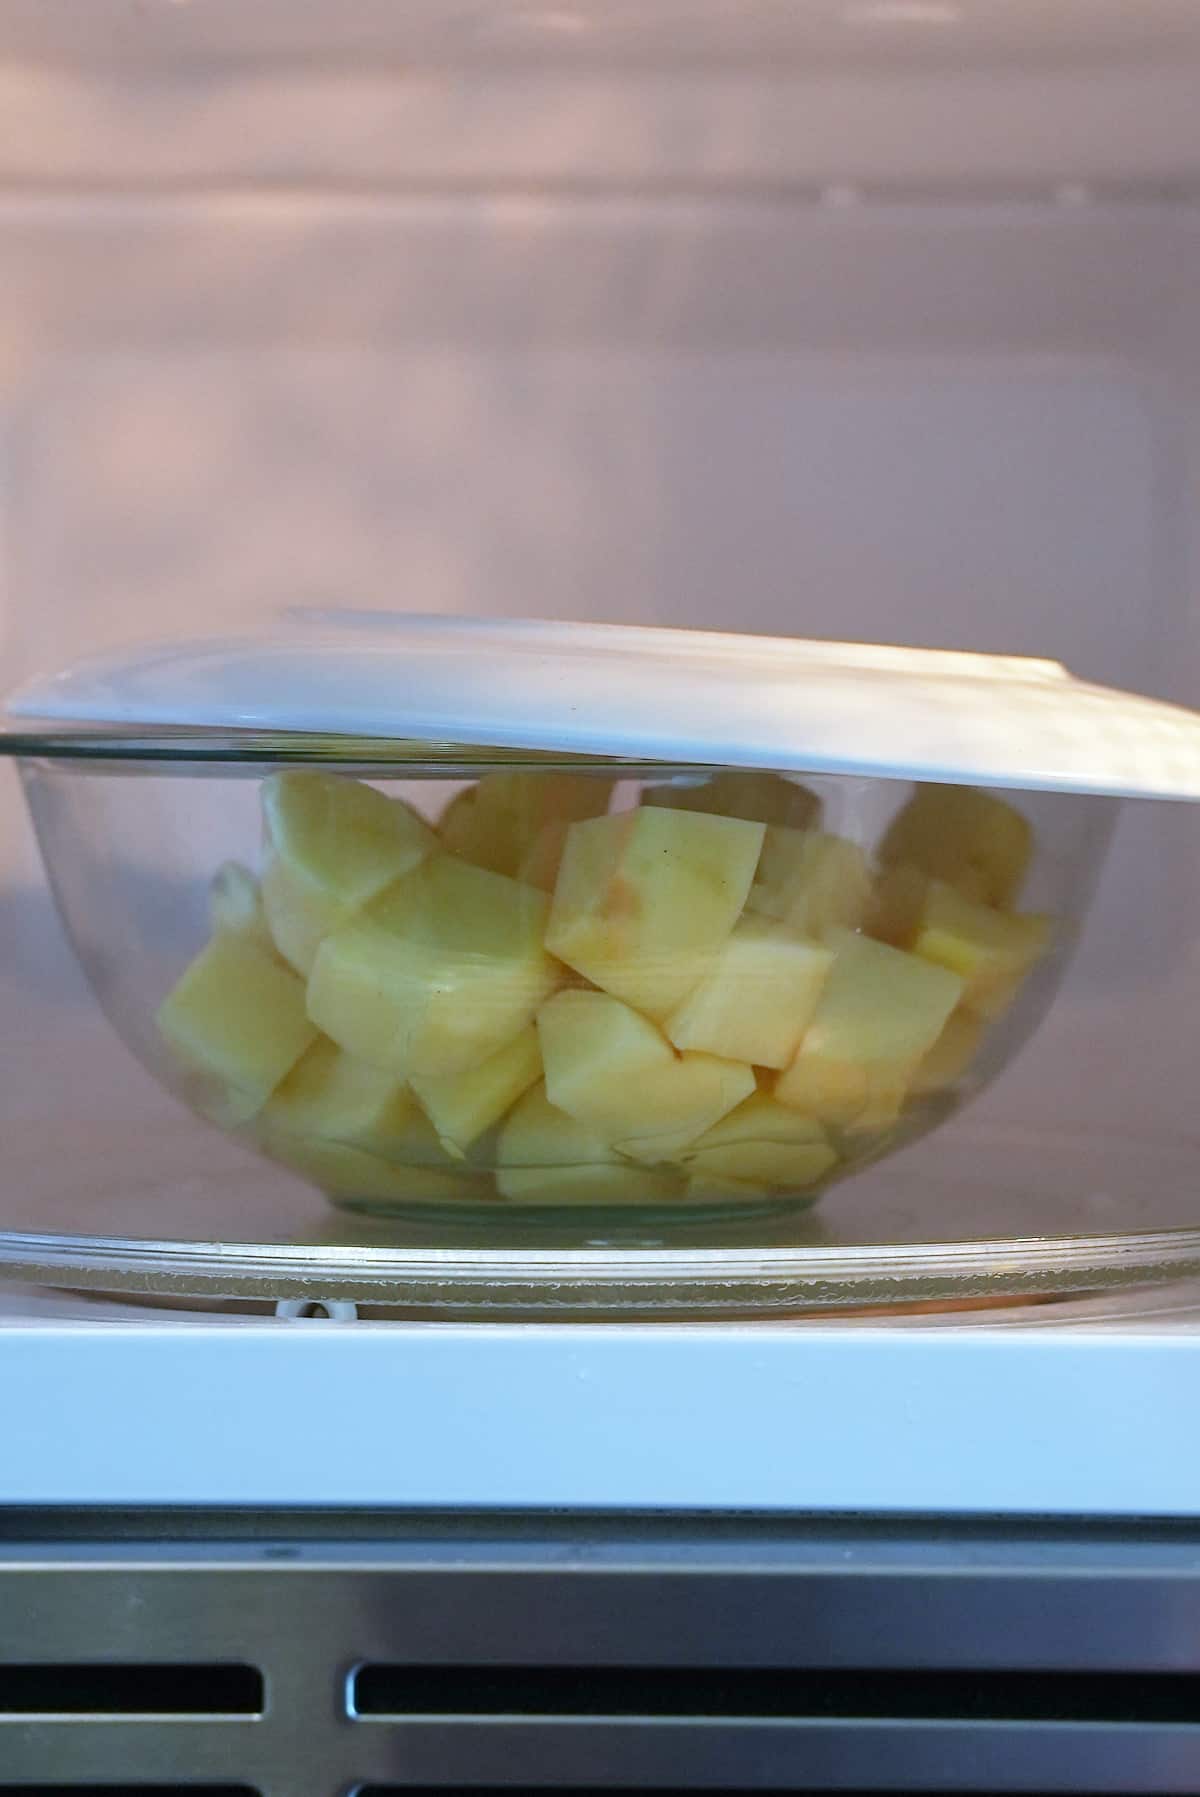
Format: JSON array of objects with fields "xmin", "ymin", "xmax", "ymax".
[{"xmin": 8, "ymin": 731, "xmax": 1117, "ymax": 1240}]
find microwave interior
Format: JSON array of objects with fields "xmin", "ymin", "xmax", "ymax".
[{"xmin": 2, "ymin": 0, "xmax": 1200, "ymax": 1313}]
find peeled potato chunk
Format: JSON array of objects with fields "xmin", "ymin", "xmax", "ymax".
[
  {"xmin": 642, "ymin": 770, "xmax": 821, "ymax": 831},
  {"xmin": 864, "ymin": 863, "xmax": 931, "ymax": 949},
  {"xmin": 681, "ymin": 1092, "xmax": 838, "ymax": 1190},
  {"xmin": 261, "ymin": 770, "xmax": 435, "ymax": 975},
  {"xmin": 879, "ymin": 784, "xmax": 1032, "ymax": 908},
  {"xmin": 261, "ymin": 1035, "xmax": 415, "ymax": 1156},
  {"xmin": 518, "ymin": 819, "xmax": 585, "ymax": 893},
  {"xmin": 867, "ymin": 866, "xmax": 1049, "ymax": 1025},
  {"xmin": 747, "ymin": 828, "xmax": 871, "ymax": 938},
  {"xmin": 260, "ymin": 1133, "xmax": 484, "ymax": 1205},
  {"xmin": 411, "ymin": 1024, "xmax": 543, "ymax": 1158},
  {"xmin": 545, "ymin": 808, "xmax": 764, "ymax": 1020},
  {"xmin": 308, "ymin": 855, "xmax": 559, "ymax": 1079},
  {"xmin": 258, "ymin": 1049, "xmax": 484, "ymax": 1202},
  {"xmin": 684, "ymin": 1172, "xmax": 780, "ymax": 1203},
  {"xmin": 665, "ymin": 915, "xmax": 833, "ymax": 1070},
  {"xmin": 912, "ymin": 881, "xmax": 1051, "ymax": 1019},
  {"xmin": 158, "ymin": 930, "xmax": 318, "ymax": 1125},
  {"xmin": 440, "ymin": 771, "xmax": 614, "ymax": 879},
  {"xmin": 497, "ymin": 1082, "xmax": 681, "ymax": 1206},
  {"xmin": 538, "ymin": 988, "xmax": 755, "ymax": 1161},
  {"xmin": 776, "ymin": 929, "xmax": 963, "ymax": 1127},
  {"xmin": 538, "ymin": 987, "xmax": 672, "ymax": 1113},
  {"xmin": 912, "ymin": 1008, "xmax": 987, "ymax": 1096}
]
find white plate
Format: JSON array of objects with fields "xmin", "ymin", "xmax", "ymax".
[{"xmin": 10, "ymin": 613, "xmax": 1200, "ymax": 799}]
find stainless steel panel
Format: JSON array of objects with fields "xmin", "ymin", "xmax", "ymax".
[{"xmin": 3, "ymin": 1514, "xmax": 1200, "ymax": 1794}]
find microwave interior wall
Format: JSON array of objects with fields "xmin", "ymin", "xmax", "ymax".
[{"xmin": 1, "ymin": 6, "xmax": 1199, "ymax": 1232}]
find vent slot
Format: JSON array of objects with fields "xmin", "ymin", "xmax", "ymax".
[
  {"xmin": 0, "ymin": 1663, "xmax": 264, "ymax": 1716},
  {"xmin": 351, "ymin": 1664, "xmax": 1200, "ymax": 1724}
]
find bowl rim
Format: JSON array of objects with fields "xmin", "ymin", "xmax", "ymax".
[
  {"xmin": 0, "ymin": 726, "xmax": 648, "ymax": 768},
  {"xmin": 0, "ymin": 731, "xmax": 1141, "ymax": 807}
]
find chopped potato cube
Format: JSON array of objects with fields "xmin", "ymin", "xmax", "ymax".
[
  {"xmin": 539, "ymin": 986, "xmax": 673, "ymax": 1104},
  {"xmin": 411, "ymin": 1024, "xmax": 543, "ymax": 1157},
  {"xmin": 440, "ymin": 771, "xmax": 614, "ymax": 878},
  {"xmin": 879, "ymin": 784, "xmax": 1032, "ymax": 908},
  {"xmin": 308, "ymin": 856, "xmax": 558, "ymax": 1078},
  {"xmin": 681, "ymin": 1092, "xmax": 838, "ymax": 1190},
  {"xmin": 435, "ymin": 787, "xmax": 478, "ymax": 857},
  {"xmin": 261, "ymin": 770, "xmax": 435, "ymax": 975},
  {"xmin": 684, "ymin": 1172, "xmax": 777, "ymax": 1204},
  {"xmin": 642, "ymin": 770, "xmax": 820, "ymax": 830},
  {"xmin": 615, "ymin": 1052, "xmax": 758, "ymax": 1162},
  {"xmin": 776, "ymin": 929, "xmax": 963, "ymax": 1126},
  {"xmin": 262, "ymin": 1036, "xmax": 415, "ymax": 1155},
  {"xmin": 158, "ymin": 930, "xmax": 317, "ymax": 1124},
  {"xmin": 260, "ymin": 1132, "xmax": 483, "ymax": 1205},
  {"xmin": 517, "ymin": 818, "xmax": 585, "ymax": 892},
  {"xmin": 747, "ymin": 828, "xmax": 871, "ymax": 937},
  {"xmin": 546, "ymin": 808, "xmax": 764, "ymax": 1020},
  {"xmin": 913, "ymin": 882, "xmax": 1051, "ymax": 1018},
  {"xmin": 497, "ymin": 1083, "xmax": 680, "ymax": 1205},
  {"xmin": 665, "ymin": 916, "xmax": 833, "ymax": 1070},
  {"xmin": 864, "ymin": 863, "xmax": 930, "ymax": 949},
  {"xmin": 259, "ymin": 1057, "xmax": 486, "ymax": 1202},
  {"xmin": 912, "ymin": 1008, "xmax": 986, "ymax": 1096},
  {"xmin": 777, "ymin": 1059, "xmax": 911, "ymax": 1132},
  {"xmin": 538, "ymin": 988, "xmax": 755, "ymax": 1160}
]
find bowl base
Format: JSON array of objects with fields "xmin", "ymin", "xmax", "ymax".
[{"xmin": 328, "ymin": 1193, "xmax": 818, "ymax": 1242}]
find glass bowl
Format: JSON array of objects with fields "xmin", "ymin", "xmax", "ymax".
[{"xmin": 10, "ymin": 732, "xmax": 1116, "ymax": 1240}]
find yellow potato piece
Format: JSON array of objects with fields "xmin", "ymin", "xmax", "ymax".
[
  {"xmin": 258, "ymin": 1055, "xmax": 486, "ymax": 1203},
  {"xmin": 879, "ymin": 784, "xmax": 1032, "ymax": 908},
  {"xmin": 616, "ymin": 1054, "xmax": 759, "ymax": 1162},
  {"xmin": 411, "ymin": 1025, "xmax": 543, "ymax": 1158},
  {"xmin": 665, "ymin": 915, "xmax": 833, "ymax": 1070},
  {"xmin": 158, "ymin": 930, "xmax": 318, "ymax": 1125},
  {"xmin": 684, "ymin": 1172, "xmax": 776, "ymax": 1204},
  {"xmin": 497, "ymin": 1083, "xmax": 680, "ymax": 1206},
  {"xmin": 864, "ymin": 863, "xmax": 930, "ymax": 949},
  {"xmin": 545, "ymin": 808, "xmax": 764, "ymax": 1021},
  {"xmin": 538, "ymin": 988, "xmax": 755, "ymax": 1161},
  {"xmin": 642, "ymin": 770, "xmax": 821, "ymax": 831},
  {"xmin": 538, "ymin": 987, "xmax": 675, "ymax": 1123},
  {"xmin": 370, "ymin": 1086, "xmax": 477, "ymax": 1171},
  {"xmin": 308, "ymin": 855, "xmax": 559, "ymax": 1079},
  {"xmin": 777, "ymin": 1059, "xmax": 910, "ymax": 1132},
  {"xmin": 262, "ymin": 1035, "xmax": 416, "ymax": 1156},
  {"xmin": 776, "ymin": 929, "xmax": 963, "ymax": 1127},
  {"xmin": 436, "ymin": 788, "xmax": 479, "ymax": 858},
  {"xmin": 684, "ymin": 1167, "xmax": 828, "ymax": 1205},
  {"xmin": 913, "ymin": 882, "xmax": 1051, "ymax": 1019},
  {"xmin": 869, "ymin": 868, "xmax": 1050, "ymax": 1024},
  {"xmin": 747, "ymin": 828, "xmax": 871, "ymax": 938},
  {"xmin": 261, "ymin": 770, "xmax": 435, "ymax": 975},
  {"xmin": 912, "ymin": 1008, "xmax": 986, "ymax": 1096},
  {"xmin": 260, "ymin": 1133, "xmax": 484, "ymax": 1205},
  {"xmin": 682, "ymin": 1092, "xmax": 838, "ymax": 1191},
  {"xmin": 440, "ymin": 771, "xmax": 614, "ymax": 879},
  {"xmin": 517, "ymin": 819, "xmax": 577, "ymax": 893}
]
